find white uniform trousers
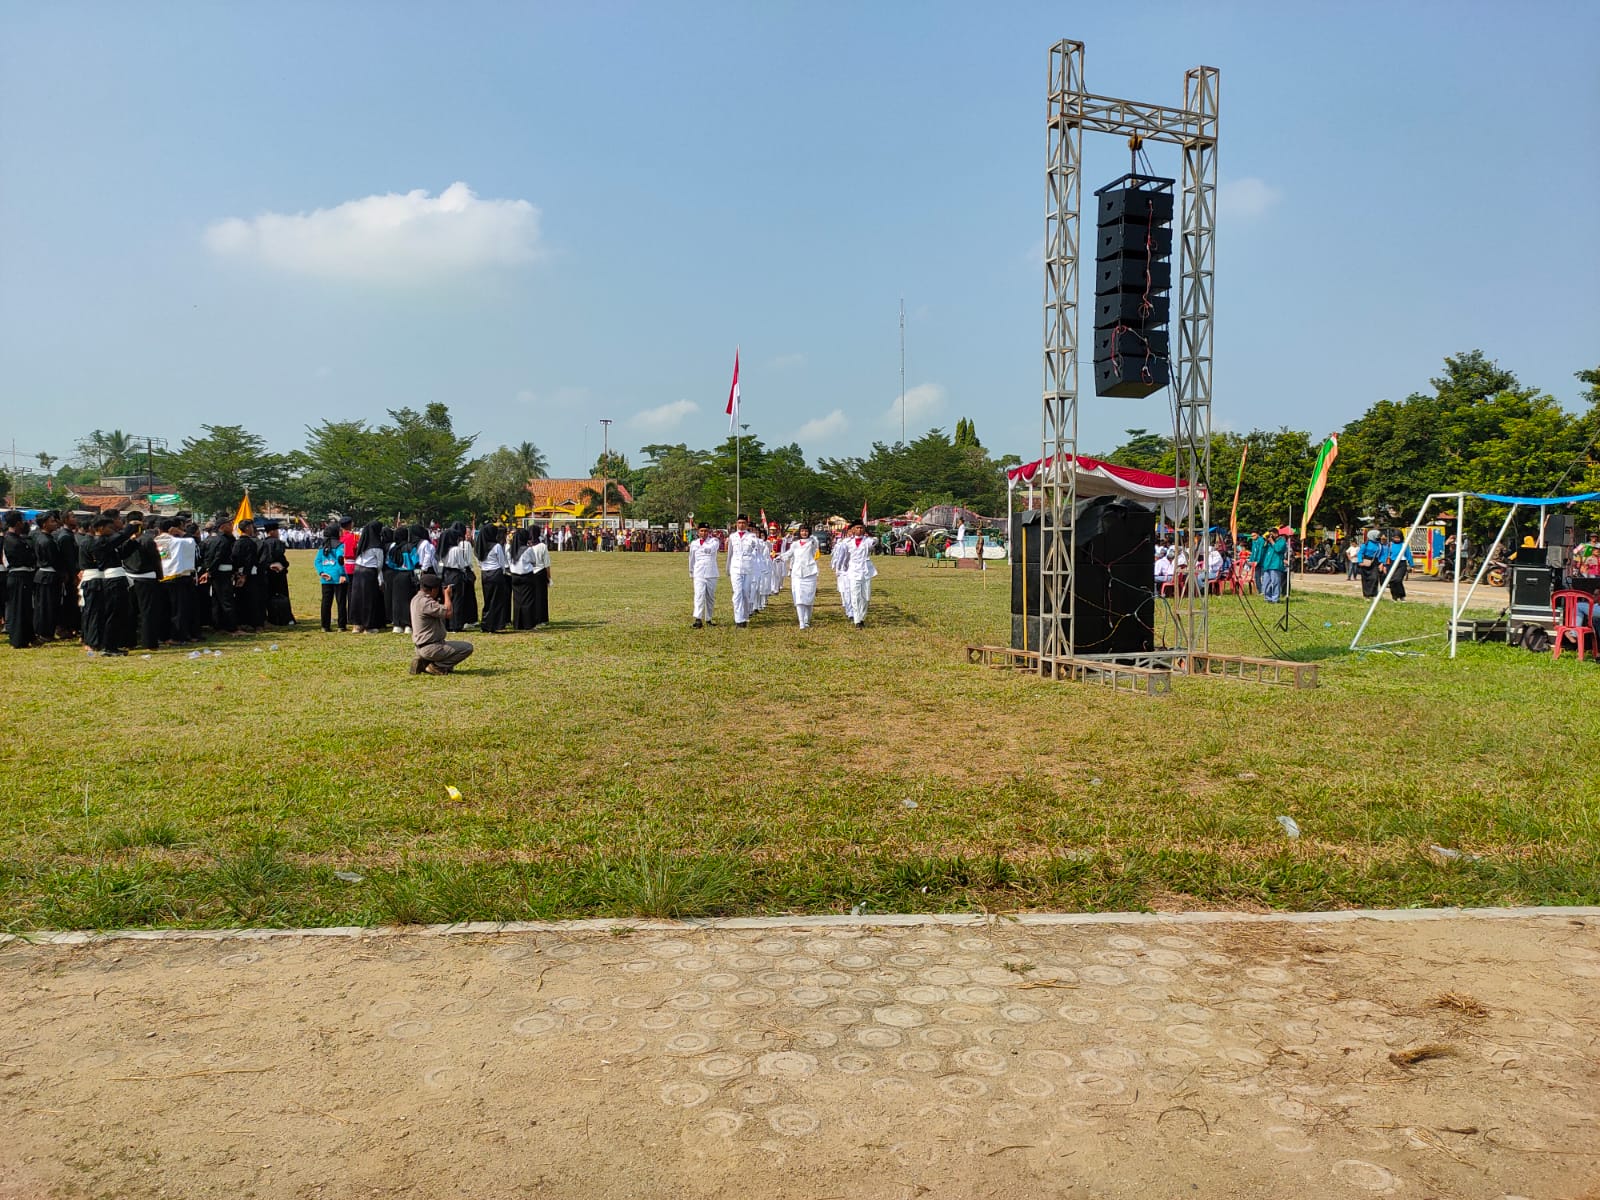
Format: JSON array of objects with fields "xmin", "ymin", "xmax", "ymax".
[
  {"xmin": 731, "ymin": 573, "xmax": 757, "ymax": 624},
  {"xmin": 692, "ymin": 578, "xmax": 716, "ymax": 621},
  {"xmin": 791, "ymin": 574, "xmax": 817, "ymax": 629},
  {"xmin": 846, "ymin": 576, "xmax": 871, "ymax": 624}
]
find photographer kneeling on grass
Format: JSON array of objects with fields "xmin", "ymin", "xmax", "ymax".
[{"xmin": 409, "ymin": 571, "xmax": 474, "ymax": 676}]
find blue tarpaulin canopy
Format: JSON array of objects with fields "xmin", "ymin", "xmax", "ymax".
[{"xmin": 1474, "ymin": 491, "xmax": 1600, "ymax": 506}]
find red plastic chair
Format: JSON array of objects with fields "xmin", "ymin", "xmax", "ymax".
[{"xmin": 1551, "ymin": 590, "xmax": 1595, "ymax": 663}]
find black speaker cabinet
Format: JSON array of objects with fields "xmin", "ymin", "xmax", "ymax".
[
  {"xmin": 1509, "ymin": 564, "xmax": 1557, "ymax": 620},
  {"xmin": 1094, "ymin": 355, "xmax": 1171, "ymax": 399},
  {"xmin": 1010, "ymin": 498, "xmax": 1156, "ymax": 655}
]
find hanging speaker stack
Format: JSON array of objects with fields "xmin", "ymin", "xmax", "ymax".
[{"xmin": 1092, "ymin": 174, "xmax": 1175, "ymax": 399}]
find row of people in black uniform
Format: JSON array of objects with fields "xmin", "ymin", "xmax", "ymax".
[{"xmin": 0, "ymin": 508, "xmax": 293, "ymax": 654}]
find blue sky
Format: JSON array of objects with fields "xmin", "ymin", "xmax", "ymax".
[{"xmin": 2, "ymin": 1, "xmax": 1596, "ymax": 479}]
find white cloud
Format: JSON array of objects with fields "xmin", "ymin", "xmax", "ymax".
[
  {"xmin": 884, "ymin": 383, "xmax": 946, "ymax": 431},
  {"xmin": 631, "ymin": 399, "xmax": 699, "ymax": 432},
  {"xmin": 205, "ymin": 181, "xmax": 541, "ymax": 282},
  {"xmin": 1218, "ymin": 177, "xmax": 1283, "ymax": 221},
  {"xmin": 795, "ymin": 409, "xmax": 849, "ymax": 443}
]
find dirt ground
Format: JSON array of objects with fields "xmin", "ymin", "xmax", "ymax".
[{"xmin": 2, "ymin": 912, "xmax": 1597, "ymax": 1200}]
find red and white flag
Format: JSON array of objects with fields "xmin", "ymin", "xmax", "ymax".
[
  {"xmin": 861, "ymin": 500, "xmax": 869, "ymax": 525},
  {"xmin": 726, "ymin": 348, "xmax": 741, "ymax": 434}
]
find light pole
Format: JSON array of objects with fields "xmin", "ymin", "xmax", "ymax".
[{"xmin": 599, "ymin": 418, "xmax": 613, "ymax": 533}]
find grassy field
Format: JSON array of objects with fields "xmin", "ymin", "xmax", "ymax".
[{"xmin": 1, "ymin": 550, "xmax": 1595, "ymax": 931}]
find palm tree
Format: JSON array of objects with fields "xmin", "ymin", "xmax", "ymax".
[
  {"xmin": 514, "ymin": 440, "xmax": 549, "ymax": 480},
  {"xmin": 75, "ymin": 429, "xmax": 137, "ymax": 474}
]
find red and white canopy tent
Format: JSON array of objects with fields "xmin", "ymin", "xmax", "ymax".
[{"xmin": 1004, "ymin": 454, "xmax": 1204, "ymax": 556}]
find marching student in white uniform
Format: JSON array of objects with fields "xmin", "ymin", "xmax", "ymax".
[
  {"xmin": 687, "ymin": 521, "xmax": 721, "ymax": 628},
  {"xmin": 782, "ymin": 524, "xmax": 820, "ymax": 629},
  {"xmin": 834, "ymin": 520, "xmax": 878, "ymax": 628},
  {"xmin": 725, "ymin": 514, "xmax": 765, "ymax": 627},
  {"xmin": 830, "ymin": 531, "xmax": 852, "ymax": 621},
  {"xmin": 767, "ymin": 526, "xmax": 786, "ymax": 598}
]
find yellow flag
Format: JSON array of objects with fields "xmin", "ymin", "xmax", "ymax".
[{"xmin": 233, "ymin": 490, "xmax": 254, "ymax": 528}]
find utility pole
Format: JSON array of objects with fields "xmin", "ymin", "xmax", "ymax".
[{"xmin": 599, "ymin": 418, "xmax": 613, "ymax": 532}]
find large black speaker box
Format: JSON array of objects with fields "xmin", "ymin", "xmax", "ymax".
[
  {"xmin": 1095, "ymin": 355, "xmax": 1171, "ymax": 399},
  {"xmin": 1092, "ymin": 174, "xmax": 1174, "ymax": 401},
  {"xmin": 1010, "ymin": 497, "xmax": 1156, "ymax": 655},
  {"xmin": 1545, "ymin": 514, "xmax": 1574, "ymax": 548},
  {"xmin": 1509, "ymin": 564, "xmax": 1557, "ymax": 618}
]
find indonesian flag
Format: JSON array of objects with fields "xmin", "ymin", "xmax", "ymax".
[
  {"xmin": 726, "ymin": 348, "xmax": 741, "ymax": 434},
  {"xmin": 760, "ymin": 507, "xmax": 769, "ymax": 530},
  {"xmin": 1300, "ymin": 434, "xmax": 1339, "ymax": 541},
  {"xmin": 861, "ymin": 500, "xmax": 869, "ymax": 525}
]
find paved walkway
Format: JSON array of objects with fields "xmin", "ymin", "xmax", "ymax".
[
  {"xmin": 3, "ymin": 911, "xmax": 1597, "ymax": 1199},
  {"xmin": 1291, "ymin": 572, "xmax": 1501, "ymax": 608}
]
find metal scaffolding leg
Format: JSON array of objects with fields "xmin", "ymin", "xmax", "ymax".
[
  {"xmin": 1040, "ymin": 40, "xmax": 1084, "ymax": 668},
  {"xmin": 1176, "ymin": 65, "xmax": 1219, "ymax": 653}
]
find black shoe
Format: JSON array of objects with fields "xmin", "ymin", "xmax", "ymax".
[
  {"xmin": 409, "ymin": 657, "xmax": 424, "ymax": 675},
  {"xmin": 693, "ymin": 619, "xmax": 703, "ymax": 629},
  {"xmin": 855, "ymin": 621, "xmax": 865, "ymax": 628},
  {"xmin": 736, "ymin": 621, "xmax": 748, "ymax": 628}
]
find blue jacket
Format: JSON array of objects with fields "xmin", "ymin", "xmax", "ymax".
[
  {"xmin": 1384, "ymin": 542, "xmax": 1414, "ymax": 567},
  {"xmin": 314, "ymin": 544, "xmax": 347, "ymax": 583},
  {"xmin": 1259, "ymin": 536, "xmax": 1287, "ymax": 572}
]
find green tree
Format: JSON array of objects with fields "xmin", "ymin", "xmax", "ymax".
[
  {"xmin": 753, "ymin": 442, "xmax": 825, "ymax": 525},
  {"xmin": 0, "ymin": 466, "xmax": 11, "ymax": 503},
  {"xmin": 702, "ymin": 434, "xmax": 767, "ymax": 524},
  {"xmin": 162, "ymin": 425, "xmax": 291, "ymax": 517},
  {"xmin": 284, "ymin": 420, "xmax": 384, "ymax": 519},
  {"xmin": 636, "ymin": 443, "xmax": 708, "ymax": 528},
  {"xmin": 1102, "ymin": 428, "xmax": 1168, "ymax": 472},
  {"xmin": 372, "ymin": 403, "xmax": 477, "ymax": 520},
  {"xmin": 15, "ymin": 477, "xmax": 80, "ymax": 509},
  {"xmin": 470, "ymin": 446, "xmax": 537, "ymax": 519}
]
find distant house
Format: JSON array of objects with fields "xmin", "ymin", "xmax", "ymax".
[
  {"xmin": 524, "ymin": 478, "xmax": 632, "ymax": 521},
  {"xmin": 72, "ymin": 485, "xmax": 145, "ymax": 513}
]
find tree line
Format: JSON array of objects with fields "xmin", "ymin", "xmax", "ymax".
[
  {"xmin": 6, "ymin": 350, "xmax": 1595, "ymax": 539},
  {"xmin": 1103, "ymin": 351, "xmax": 1599, "ymax": 541}
]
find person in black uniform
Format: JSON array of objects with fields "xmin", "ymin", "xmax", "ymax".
[
  {"xmin": 200, "ymin": 516, "xmax": 239, "ymax": 634},
  {"xmin": 3, "ymin": 510, "xmax": 37, "ymax": 649},
  {"xmin": 81, "ymin": 513, "xmax": 134, "ymax": 655},
  {"xmin": 54, "ymin": 511, "xmax": 83, "ymax": 638},
  {"xmin": 119, "ymin": 511, "xmax": 166, "ymax": 651},
  {"xmin": 30, "ymin": 511, "xmax": 60, "ymax": 642},
  {"xmin": 231, "ymin": 518, "xmax": 265, "ymax": 632},
  {"xmin": 72, "ymin": 513, "xmax": 95, "ymax": 644},
  {"xmin": 261, "ymin": 521, "xmax": 295, "ymax": 626}
]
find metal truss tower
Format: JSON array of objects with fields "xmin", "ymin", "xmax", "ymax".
[{"xmin": 1039, "ymin": 40, "xmax": 1218, "ymax": 669}]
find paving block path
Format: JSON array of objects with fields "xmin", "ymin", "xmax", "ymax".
[{"xmin": 3, "ymin": 912, "xmax": 1597, "ymax": 1199}]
